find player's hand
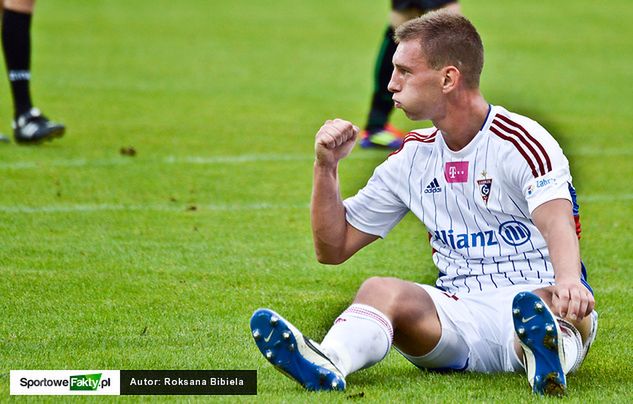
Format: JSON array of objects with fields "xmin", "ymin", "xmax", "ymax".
[
  {"xmin": 551, "ymin": 280, "xmax": 594, "ymax": 321},
  {"xmin": 314, "ymin": 119, "xmax": 359, "ymax": 167}
]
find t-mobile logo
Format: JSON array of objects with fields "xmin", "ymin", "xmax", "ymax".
[{"xmin": 444, "ymin": 162, "xmax": 469, "ymax": 183}]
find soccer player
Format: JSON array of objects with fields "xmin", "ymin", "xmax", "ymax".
[
  {"xmin": 2, "ymin": 0, "xmax": 65, "ymax": 144},
  {"xmin": 360, "ymin": 0, "xmax": 460, "ymax": 149},
  {"xmin": 251, "ymin": 11, "xmax": 598, "ymax": 396}
]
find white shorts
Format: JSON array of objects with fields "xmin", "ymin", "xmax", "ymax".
[{"xmin": 410, "ymin": 284, "xmax": 544, "ymax": 373}]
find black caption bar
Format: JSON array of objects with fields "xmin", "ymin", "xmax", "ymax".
[{"xmin": 120, "ymin": 370, "xmax": 256, "ymax": 395}]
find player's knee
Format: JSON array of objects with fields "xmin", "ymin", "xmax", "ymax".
[
  {"xmin": 358, "ymin": 276, "xmax": 394, "ymax": 293},
  {"xmin": 531, "ymin": 287, "xmax": 554, "ymax": 305},
  {"xmin": 355, "ymin": 277, "xmax": 428, "ymax": 318},
  {"xmin": 356, "ymin": 276, "xmax": 401, "ymax": 305}
]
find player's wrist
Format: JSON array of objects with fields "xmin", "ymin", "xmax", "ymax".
[
  {"xmin": 314, "ymin": 157, "xmax": 339, "ymax": 171},
  {"xmin": 554, "ymin": 275, "xmax": 581, "ymax": 286}
]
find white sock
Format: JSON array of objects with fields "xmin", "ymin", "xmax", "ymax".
[
  {"xmin": 320, "ymin": 303, "xmax": 393, "ymax": 376},
  {"xmin": 558, "ymin": 318, "xmax": 584, "ymax": 374}
]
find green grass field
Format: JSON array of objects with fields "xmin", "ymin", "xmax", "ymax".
[{"xmin": 1, "ymin": 0, "xmax": 632, "ymax": 401}]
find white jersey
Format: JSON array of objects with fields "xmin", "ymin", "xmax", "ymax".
[{"xmin": 344, "ymin": 105, "xmax": 588, "ymax": 294}]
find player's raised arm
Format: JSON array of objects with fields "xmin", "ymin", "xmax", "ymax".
[
  {"xmin": 311, "ymin": 119, "xmax": 379, "ymax": 264},
  {"xmin": 531, "ymin": 199, "xmax": 595, "ymax": 320}
]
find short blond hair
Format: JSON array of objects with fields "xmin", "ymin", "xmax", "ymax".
[{"xmin": 395, "ymin": 10, "xmax": 484, "ymax": 89}]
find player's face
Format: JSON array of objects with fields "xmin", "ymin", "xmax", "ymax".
[{"xmin": 388, "ymin": 40, "xmax": 445, "ymax": 121}]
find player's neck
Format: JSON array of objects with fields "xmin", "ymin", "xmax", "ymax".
[{"xmin": 433, "ymin": 92, "xmax": 489, "ymax": 152}]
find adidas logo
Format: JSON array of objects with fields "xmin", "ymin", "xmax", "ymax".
[{"xmin": 424, "ymin": 178, "xmax": 442, "ymax": 194}]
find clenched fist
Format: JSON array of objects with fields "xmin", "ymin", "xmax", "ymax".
[{"xmin": 314, "ymin": 119, "xmax": 360, "ymax": 167}]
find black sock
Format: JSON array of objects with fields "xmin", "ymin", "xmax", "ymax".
[
  {"xmin": 2, "ymin": 9, "xmax": 33, "ymax": 118},
  {"xmin": 365, "ymin": 26, "xmax": 398, "ymax": 132}
]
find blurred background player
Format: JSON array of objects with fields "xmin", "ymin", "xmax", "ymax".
[
  {"xmin": 2, "ymin": 0, "xmax": 64, "ymax": 144},
  {"xmin": 360, "ymin": 0, "xmax": 460, "ymax": 149}
]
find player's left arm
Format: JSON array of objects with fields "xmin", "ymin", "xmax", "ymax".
[{"xmin": 531, "ymin": 199, "xmax": 595, "ymax": 320}]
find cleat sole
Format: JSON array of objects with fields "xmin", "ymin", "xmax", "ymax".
[
  {"xmin": 250, "ymin": 309, "xmax": 345, "ymax": 391},
  {"xmin": 513, "ymin": 292, "xmax": 566, "ymax": 396},
  {"xmin": 15, "ymin": 127, "xmax": 65, "ymax": 145},
  {"xmin": 534, "ymin": 302, "xmax": 544, "ymax": 312}
]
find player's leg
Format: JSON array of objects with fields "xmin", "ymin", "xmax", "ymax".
[
  {"xmin": 360, "ymin": 3, "xmax": 421, "ymax": 149},
  {"xmin": 511, "ymin": 287, "xmax": 597, "ymax": 396},
  {"xmin": 2, "ymin": 0, "xmax": 65, "ymax": 144},
  {"xmin": 325, "ymin": 277, "xmax": 469, "ymax": 372},
  {"xmin": 250, "ymin": 276, "xmax": 469, "ymax": 391},
  {"xmin": 320, "ymin": 276, "xmax": 444, "ymax": 373},
  {"xmin": 361, "ymin": 1, "xmax": 461, "ymax": 149},
  {"xmin": 2, "ymin": 0, "xmax": 36, "ymax": 119},
  {"xmin": 530, "ymin": 287, "xmax": 597, "ymax": 370}
]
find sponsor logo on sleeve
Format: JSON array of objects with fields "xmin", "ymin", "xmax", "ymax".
[
  {"xmin": 536, "ymin": 177, "xmax": 557, "ymax": 188},
  {"xmin": 527, "ymin": 176, "xmax": 557, "ymax": 196}
]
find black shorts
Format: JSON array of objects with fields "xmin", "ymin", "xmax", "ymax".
[{"xmin": 391, "ymin": 0, "xmax": 457, "ymax": 12}]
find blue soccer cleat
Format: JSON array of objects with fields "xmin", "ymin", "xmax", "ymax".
[
  {"xmin": 250, "ymin": 308, "xmax": 346, "ymax": 391},
  {"xmin": 512, "ymin": 292, "xmax": 566, "ymax": 396}
]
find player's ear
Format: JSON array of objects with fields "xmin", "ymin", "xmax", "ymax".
[{"xmin": 441, "ymin": 66, "xmax": 460, "ymax": 93}]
